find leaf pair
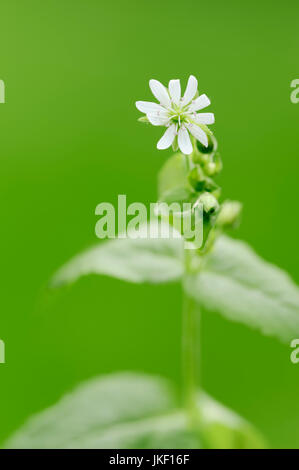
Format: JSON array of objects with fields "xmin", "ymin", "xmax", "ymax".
[{"xmin": 52, "ymin": 220, "xmax": 299, "ymax": 343}]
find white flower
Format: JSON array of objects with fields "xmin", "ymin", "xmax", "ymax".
[{"xmin": 136, "ymin": 75, "xmax": 214, "ymax": 155}]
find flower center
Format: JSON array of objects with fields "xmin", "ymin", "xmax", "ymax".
[{"xmin": 168, "ymin": 104, "xmax": 189, "ymax": 126}]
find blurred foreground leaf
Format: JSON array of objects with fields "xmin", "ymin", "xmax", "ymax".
[{"xmin": 4, "ymin": 373, "xmax": 265, "ymax": 449}]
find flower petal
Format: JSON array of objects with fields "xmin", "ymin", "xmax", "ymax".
[
  {"xmin": 188, "ymin": 123, "xmax": 208, "ymax": 147},
  {"xmin": 181, "ymin": 75, "xmax": 198, "ymax": 106},
  {"xmin": 157, "ymin": 124, "xmax": 177, "ymax": 149},
  {"xmin": 188, "ymin": 94, "xmax": 211, "ymax": 112},
  {"xmin": 168, "ymin": 79, "xmax": 181, "ymax": 106},
  {"xmin": 193, "ymin": 113, "xmax": 215, "ymax": 125},
  {"xmin": 136, "ymin": 101, "xmax": 166, "ymax": 114},
  {"xmin": 147, "ymin": 113, "xmax": 170, "ymax": 126},
  {"xmin": 178, "ymin": 127, "xmax": 193, "ymax": 155},
  {"xmin": 149, "ymin": 79, "xmax": 171, "ymax": 107}
]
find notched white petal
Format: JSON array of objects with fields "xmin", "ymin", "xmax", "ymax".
[
  {"xmin": 157, "ymin": 124, "xmax": 177, "ymax": 150},
  {"xmin": 181, "ymin": 75, "xmax": 198, "ymax": 106},
  {"xmin": 168, "ymin": 79, "xmax": 181, "ymax": 106},
  {"xmin": 149, "ymin": 79, "xmax": 171, "ymax": 108},
  {"xmin": 178, "ymin": 127, "xmax": 193, "ymax": 155},
  {"xmin": 188, "ymin": 94, "xmax": 211, "ymax": 112},
  {"xmin": 193, "ymin": 112, "xmax": 215, "ymax": 125},
  {"xmin": 135, "ymin": 101, "xmax": 166, "ymax": 114},
  {"xmin": 188, "ymin": 124, "xmax": 208, "ymax": 147}
]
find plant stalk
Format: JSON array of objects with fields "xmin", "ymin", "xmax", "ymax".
[{"xmin": 182, "ymin": 249, "xmax": 200, "ymax": 428}]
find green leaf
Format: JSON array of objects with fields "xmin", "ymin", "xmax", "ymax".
[
  {"xmin": 199, "ymin": 393, "xmax": 266, "ymax": 449},
  {"xmin": 4, "ymin": 373, "xmax": 266, "ymax": 449},
  {"xmin": 158, "ymin": 152, "xmax": 190, "ymax": 198},
  {"xmin": 185, "ymin": 235, "xmax": 299, "ymax": 343},
  {"xmin": 52, "ymin": 220, "xmax": 183, "ymax": 286},
  {"xmin": 158, "ymin": 186, "xmax": 195, "ymax": 207}
]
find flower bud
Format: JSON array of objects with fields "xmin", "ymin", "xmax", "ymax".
[
  {"xmin": 203, "ymin": 152, "xmax": 222, "ymax": 176},
  {"xmin": 192, "ymin": 151, "xmax": 209, "ymax": 165},
  {"xmin": 188, "ymin": 167, "xmax": 206, "ymax": 191},
  {"xmin": 214, "ymin": 152, "xmax": 223, "ymax": 173},
  {"xmin": 188, "ymin": 167, "xmax": 220, "ymax": 194},
  {"xmin": 217, "ymin": 200, "xmax": 242, "ymax": 228},
  {"xmin": 205, "ymin": 162, "xmax": 217, "ymax": 176},
  {"xmin": 198, "ymin": 192, "xmax": 219, "ymax": 215}
]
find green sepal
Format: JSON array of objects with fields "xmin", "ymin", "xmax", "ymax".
[{"xmin": 138, "ymin": 116, "xmax": 149, "ymax": 123}]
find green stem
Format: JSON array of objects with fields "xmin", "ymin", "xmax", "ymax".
[{"xmin": 182, "ymin": 250, "xmax": 200, "ymax": 428}]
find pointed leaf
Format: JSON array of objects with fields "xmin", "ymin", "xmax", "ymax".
[
  {"xmin": 52, "ymin": 221, "xmax": 183, "ymax": 286},
  {"xmin": 5, "ymin": 373, "xmax": 266, "ymax": 449},
  {"xmin": 185, "ymin": 235, "xmax": 299, "ymax": 342}
]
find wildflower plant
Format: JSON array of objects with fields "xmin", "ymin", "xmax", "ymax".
[{"xmin": 6, "ymin": 75, "xmax": 299, "ymax": 450}]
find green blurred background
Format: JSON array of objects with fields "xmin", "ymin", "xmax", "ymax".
[{"xmin": 1, "ymin": 0, "xmax": 299, "ymax": 448}]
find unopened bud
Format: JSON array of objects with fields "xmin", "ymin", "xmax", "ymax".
[
  {"xmin": 217, "ymin": 200, "xmax": 242, "ymax": 228},
  {"xmin": 192, "ymin": 151, "xmax": 209, "ymax": 165},
  {"xmin": 214, "ymin": 152, "xmax": 223, "ymax": 173},
  {"xmin": 204, "ymin": 152, "xmax": 222, "ymax": 176},
  {"xmin": 205, "ymin": 162, "xmax": 217, "ymax": 176},
  {"xmin": 198, "ymin": 192, "xmax": 219, "ymax": 215},
  {"xmin": 188, "ymin": 167, "xmax": 205, "ymax": 191},
  {"xmin": 188, "ymin": 167, "xmax": 220, "ymax": 194}
]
